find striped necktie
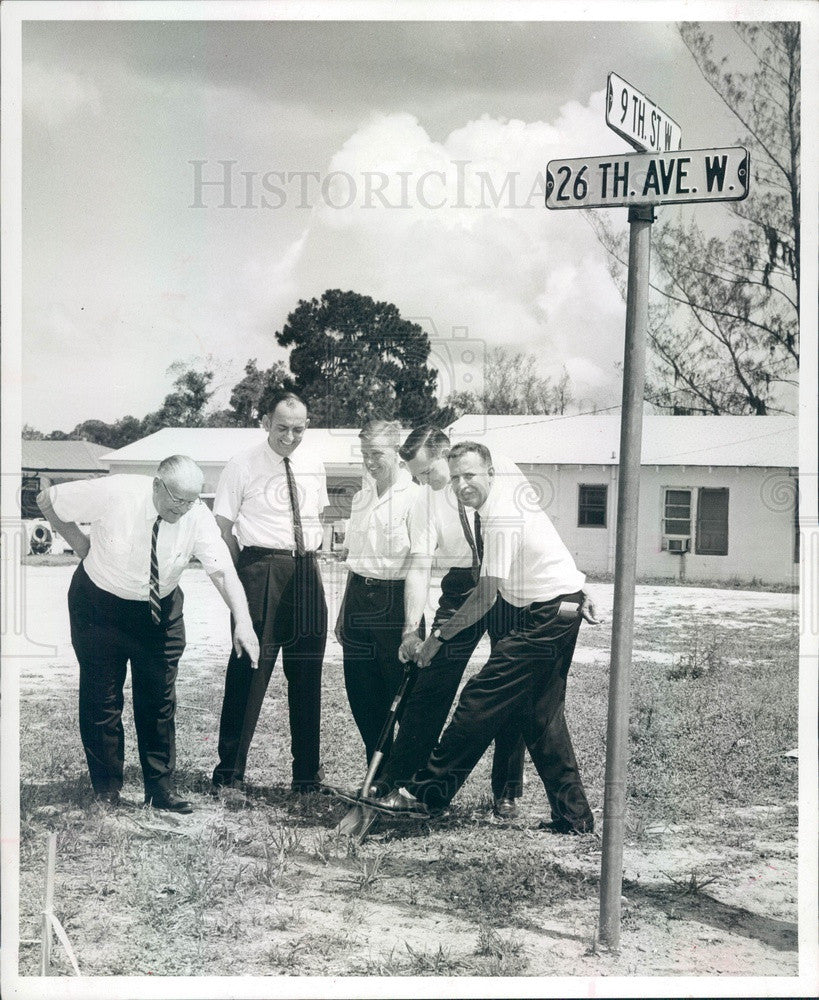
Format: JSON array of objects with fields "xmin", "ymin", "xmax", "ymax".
[
  {"xmin": 283, "ymin": 457, "xmax": 305, "ymax": 556},
  {"xmin": 149, "ymin": 515, "xmax": 162, "ymax": 624},
  {"xmin": 457, "ymin": 500, "xmax": 481, "ymax": 581}
]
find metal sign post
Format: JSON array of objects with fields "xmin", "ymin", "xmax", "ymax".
[
  {"xmin": 545, "ymin": 72, "xmax": 748, "ymax": 950},
  {"xmin": 597, "ymin": 204, "xmax": 653, "ymax": 949}
]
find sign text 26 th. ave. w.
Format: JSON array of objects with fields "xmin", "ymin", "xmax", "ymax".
[{"xmin": 545, "ymin": 147, "xmax": 750, "ymax": 210}]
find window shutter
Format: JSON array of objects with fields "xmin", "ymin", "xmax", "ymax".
[{"xmin": 695, "ymin": 488, "xmax": 729, "ymax": 555}]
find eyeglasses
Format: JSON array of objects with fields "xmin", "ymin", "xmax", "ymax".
[{"xmin": 158, "ymin": 479, "xmax": 200, "ymax": 509}]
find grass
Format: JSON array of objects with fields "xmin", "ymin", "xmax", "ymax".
[{"xmin": 14, "ymin": 567, "xmax": 799, "ymax": 978}]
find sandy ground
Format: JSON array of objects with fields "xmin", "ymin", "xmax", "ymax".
[{"xmin": 12, "ymin": 563, "xmax": 801, "ymax": 982}]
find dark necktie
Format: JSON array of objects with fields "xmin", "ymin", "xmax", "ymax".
[
  {"xmin": 474, "ymin": 510, "xmax": 484, "ymax": 565},
  {"xmin": 283, "ymin": 457, "xmax": 305, "ymax": 556},
  {"xmin": 457, "ymin": 500, "xmax": 481, "ymax": 581},
  {"xmin": 149, "ymin": 515, "xmax": 162, "ymax": 624}
]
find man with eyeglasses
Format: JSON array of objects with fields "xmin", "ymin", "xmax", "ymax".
[
  {"xmin": 37, "ymin": 455, "xmax": 259, "ymax": 813},
  {"xmin": 211, "ymin": 389, "xmax": 329, "ymax": 795}
]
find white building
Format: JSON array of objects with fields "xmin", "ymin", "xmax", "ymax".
[
  {"xmin": 102, "ymin": 416, "xmax": 799, "ymax": 587},
  {"xmin": 450, "ymin": 414, "xmax": 798, "ymax": 587}
]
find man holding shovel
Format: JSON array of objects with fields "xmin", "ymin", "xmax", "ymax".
[
  {"xmin": 362, "ymin": 441, "xmax": 599, "ymax": 835},
  {"xmin": 333, "ymin": 425, "xmax": 526, "ymax": 837},
  {"xmin": 335, "ymin": 420, "xmax": 421, "ymax": 779}
]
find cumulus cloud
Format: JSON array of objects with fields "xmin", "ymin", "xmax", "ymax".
[{"xmin": 269, "ymin": 95, "xmax": 628, "ymax": 411}]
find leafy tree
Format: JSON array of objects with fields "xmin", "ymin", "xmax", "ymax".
[
  {"xmin": 22, "ymin": 425, "xmax": 45, "ymax": 440},
  {"xmin": 445, "ymin": 348, "xmax": 573, "ymax": 417},
  {"xmin": 141, "ymin": 367, "xmax": 215, "ymax": 434},
  {"xmin": 207, "ymin": 358, "xmax": 294, "ymax": 426},
  {"xmin": 275, "ymin": 289, "xmax": 452, "ymax": 426},
  {"xmin": 69, "ymin": 415, "xmax": 144, "ymax": 449},
  {"xmin": 591, "ymin": 22, "xmax": 799, "ymax": 414}
]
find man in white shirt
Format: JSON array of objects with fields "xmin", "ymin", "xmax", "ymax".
[
  {"xmin": 363, "ymin": 441, "xmax": 598, "ymax": 835},
  {"xmin": 370, "ymin": 425, "xmax": 526, "ymax": 818},
  {"xmin": 336, "ymin": 420, "xmax": 420, "ymax": 766},
  {"xmin": 37, "ymin": 455, "xmax": 259, "ymax": 813},
  {"xmin": 211, "ymin": 390, "xmax": 329, "ymax": 794}
]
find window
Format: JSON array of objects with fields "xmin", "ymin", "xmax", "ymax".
[
  {"xmin": 578, "ymin": 484, "xmax": 607, "ymax": 527},
  {"xmin": 663, "ymin": 488, "xmax": 692, "ymax": 537},
  {"xmin": 695, "ymin": 488, "xmax": 729, "ymax": 555}
]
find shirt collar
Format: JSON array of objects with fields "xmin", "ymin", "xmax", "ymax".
[
  {"xmin": 144, "ymin": 479, "xmax": 160, "ymax": 521},
  {"xmin": 265, "ymin": 442, "xmax": 304, "ymax": 468},
  {"xmin": 476, "ymin": 478, "xmax": 500, "ymax": 517},
  {"xmin": 365, "ymin": 467, "xmax": 413, "ymax": 505}
]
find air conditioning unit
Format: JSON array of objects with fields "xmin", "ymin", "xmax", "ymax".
[{"xmin": 663, "ymin": 535, "xmax": 690, "ymax": 554}]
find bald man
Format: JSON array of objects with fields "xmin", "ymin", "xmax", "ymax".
[{"xmin": 37, "ymin": 455, "xmax": 259, "ymax": 813}]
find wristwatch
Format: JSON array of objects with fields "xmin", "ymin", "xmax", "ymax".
[{"xmin": 431, "ymin": 625, "xmax": 446, "ymax": 643}]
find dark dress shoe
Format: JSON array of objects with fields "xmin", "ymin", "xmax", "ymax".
[
  {"xmin": 94, "ymin": 790, "xmax": 121, "ymax": 808},
  {"xmin": 291, "ymin": 766, "xmax": 327, "ymax": 794},
  {"xmin": 492, "ymin": 797, "xmax": 519, "ymax": 820},
  {"xmin": 538, "ymin": 817, "xmax": 594, "ymax": 835},
  {"xmin": 145, "ymin": 790, "xmax": 193, "ymax": 814},
  {"xmin": 209, "ymin": 778, "xmax": 246, "ymax": 798},
  {"xmin": 359, "ymin": 787, "xmax": 431, "ymax": 819}
]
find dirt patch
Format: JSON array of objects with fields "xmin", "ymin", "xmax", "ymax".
[{"xmin": 13, "ymin": 565, "xmax": 800, "ymax": 980}]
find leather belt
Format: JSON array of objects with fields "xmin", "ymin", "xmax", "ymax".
[
  {"xmin": 352, "ymin": 572, "xmax": 403, "ymax": 588},
  {"xmin": 242, "ymin": 546, "xmax": 316, "ymax": 558}
]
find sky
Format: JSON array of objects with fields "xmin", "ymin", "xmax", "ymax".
[{"xmin": 17, "ymin": 7, "xmax": 799, "ymax": 431}]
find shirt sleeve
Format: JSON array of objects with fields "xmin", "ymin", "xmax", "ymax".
[
  {"xmin": 191, "ymin": 505, "xmax": 235, "ymax": 575},
  {"xmin": 344, "ymin": 489, "xmax": 367, "ymax": 556},
  {"xmin": 48, "ymin": 477, "xmax": 111, "ymax": 524},
  {"xmin": 480, "ymin": 507, "xmax": 521, "ymax": 582},
  {"xmin": 213, "ymin": 457, "xmax": 245, "ymax": 522},
  {"xmin": 316, "ymin": 463, "xmax": 329, "ymax": 511},
  {"xmin": 407, "ymin": 490, "xmax": 437, "ymax": 560}
]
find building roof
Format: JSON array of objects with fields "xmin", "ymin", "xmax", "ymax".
[
  {"xmin": 22, "ymin": 439, "xmax": 111, "ymax": 472},
  {"xmin": 102, "ymin": 427, "xmax": 379, "ymax": 469},
  {"xmin": 448, "ymin": 415, "xmax": 797, "ymax": 467},
  {"xmin": 100, "ymin": 416, "xmax": 798, "ymax": 471}
]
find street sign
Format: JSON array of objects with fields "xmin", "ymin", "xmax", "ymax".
[
  {"xmin": 545, "ymin": 146, "xmax": 749, "ymax": 210},
  {"xmin": 606, "ymin": 72, "xmax": 682, "ymax": 153}
]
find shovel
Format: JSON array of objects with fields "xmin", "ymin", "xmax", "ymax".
[{"xmin": 334, "ymin": 662, "xmax": 417, "ymax": 841}]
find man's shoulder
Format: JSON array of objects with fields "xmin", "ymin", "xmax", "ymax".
[
  {"xmin": 95, "ymin": 474, "xmax": 150, "ymax": 496},
  {"xmin": 229, "ymin": 438, "xmax": 268, "ymax": 463}
]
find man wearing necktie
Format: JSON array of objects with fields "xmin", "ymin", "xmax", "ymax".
[
  {"xmin": 363, "ymin": 441, "xmax": 599, "ymax": 835},
  {"xmin": 37, "ymin": 456, "xmax": 259, "ymax": 812},
  {"xmin": 211, "ymin": 390, "xmax": 329, "ymax": 794},
  {"xmin": 365, "ymin": 425, "xmax": 526, "ymax": 819}
]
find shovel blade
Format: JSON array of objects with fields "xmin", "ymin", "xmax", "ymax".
[{"xmin": 333, "ymin": 804, "xmax": 378, "ymax": 842}]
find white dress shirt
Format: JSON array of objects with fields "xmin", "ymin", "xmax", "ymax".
[
  {"xmin": 407, "ymin": 452, "xmax": 531, "ymax": 569},
  {"xmin": 48, "ymin": 475, "xmax": 233, "ymax": 601},
  {"xmin": 478, "ymin": 478, "xmax": 585, "ymax": 607},
  {"xmin": 213, "ymin": 440, "xmax": 328, "ymax": 551},
  {"xmin": 345, "ymin": 469, "xmax": 420, "ymax": 580}
]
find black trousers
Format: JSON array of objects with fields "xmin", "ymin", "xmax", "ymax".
[
  {"xmin": 68, "ymin": 561, "xmax": 186, "ymax": 797},
  {"xmin": 340, "ymin": 573, "xmax": 411, "ymax": 765},
  {"xmin": 407, "ymin": 591, "xmax": 594, "ymax": 831},
  {"xmin": 213, "ymin": 549, "xmax": 327, "ymax": 787},
  {"xmin": 381, "ymin": 568, "xmax": 526, "ymax": 800}
]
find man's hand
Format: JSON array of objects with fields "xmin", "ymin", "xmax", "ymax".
[
  {"xmin": 233, "ymin": 620, "xmax": 260, "ymax": 669},
  {"xmin": 580, "ymin": 590, "xmax": 601, "ymax": 625},
  {"xmin": 398, "ymin": 632, "xmax": 422, "ymax": 664},
  {"xmin": 415, "ymin": 635, "xmax": 442, "ymax": 669}
]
